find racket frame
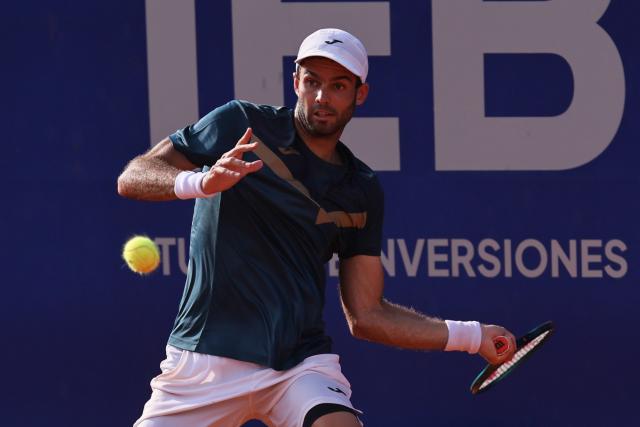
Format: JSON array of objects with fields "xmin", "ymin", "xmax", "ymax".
[{"xmin": 469, "ymin": 320, "xmax": 554, "ymax": 395}]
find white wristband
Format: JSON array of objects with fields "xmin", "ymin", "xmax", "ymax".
[
  {"xmin": 174, "ymin": 171, "xmax": 216, "ymax": 200},
  {"xmin": 444, "ymin": 320, "xmax": 482, "ymax": 354}
]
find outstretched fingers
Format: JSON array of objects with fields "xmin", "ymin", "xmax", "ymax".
[
  {"xmin": 223, "ymin": 128, "xmax": 261, "ymax": 160},
  {"xmin": 237, "ymin": 127, "xmax": 253, "ymax": 145},
  {"xmin": 216, "ymin": 156, "xmax": 263, "ymax": 177},
  {"xmin": 202, "ymin": 128, "xmax": 264, "ymax": 194}
]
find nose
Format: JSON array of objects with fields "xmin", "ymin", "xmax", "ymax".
[{"xmin": 315, "ymin": 87, "xmax": 329, "ymax": 104}]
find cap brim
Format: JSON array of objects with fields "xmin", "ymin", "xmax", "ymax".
[{"xmin": 295, "ymin": 50, "xmax": 365, "ymax": 82}]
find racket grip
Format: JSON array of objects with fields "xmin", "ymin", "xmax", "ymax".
[{"xmin": 493, "ymin": 336, "xmax": 510, "ymax": 356}]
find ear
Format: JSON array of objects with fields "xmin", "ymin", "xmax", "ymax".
[
  {"xmin": 293, "ymin": 72, "xmax": 300, "ymax": 97},
  {"xmin": 355, "ymin": 83, "xmax": 369, "ymax": 106}
]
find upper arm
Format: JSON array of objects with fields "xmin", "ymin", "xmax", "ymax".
[
  {"xmin": 169, "ymin": 100, "xmax": 247, "ymax": 166},
  {"xmin": 141, "ymin": 137, "xmax": 199, "ymax": 171},
  {"xmin": 339, "ymin": 255, "xmax": 385, "ymax": 321},
  {"xmin": 139, "ymin": 98, "xmax": 244, "ymax": 170},
  {"xmin": 337, "ymin": 174, "xmax": 385, "ymax": 322},
  {"xmin": 336, "ymin": 175, "xmax": 384, "ymax": 259}
]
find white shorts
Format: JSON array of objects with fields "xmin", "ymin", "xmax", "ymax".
[{"xmin": 134, "ymin": 345, "xmax": 362, "ymax": 427}]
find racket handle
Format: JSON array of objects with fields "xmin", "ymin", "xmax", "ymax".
[{"xmin": 493, "ymin": 336, "xmax": 510, "ymax": 356}]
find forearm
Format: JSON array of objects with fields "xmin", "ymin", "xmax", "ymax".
[
  {"xmin": 340, "ymin": 256, "xmax": 513, "ymax": 362},
  {"xmin": 348, "ymin": 299, "xmax": 448, "ymax": 351},
  {"xmin": 117, "ymin": 156, "xmax": 184, "ymax": 201}
]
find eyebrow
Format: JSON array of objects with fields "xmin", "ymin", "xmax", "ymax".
[{"xmin": 304, "ymin": 69, "xmax": 353, "ymax": 83}]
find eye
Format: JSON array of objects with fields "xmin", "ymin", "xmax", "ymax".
[
  {"xmin": 334, "ymin": 83, "xmax": 346, "ymax": 90},
  {"xmin": 305, "ymin": 77, "xmax": 319, "ymax": 87}
]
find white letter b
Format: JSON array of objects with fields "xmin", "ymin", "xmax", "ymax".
[{"xmin": 432, "ymin": 0, "xmax": 625, "ymax": 170}]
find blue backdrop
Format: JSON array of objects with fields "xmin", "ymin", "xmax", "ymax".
[{"xmin": 3, "ymin": 1, "xmax": 639, "ymax": 426}]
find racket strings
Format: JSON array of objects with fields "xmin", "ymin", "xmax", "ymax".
[{"xmin": 478, "ymin": 330, "xmax": 550, "ymax": 390}]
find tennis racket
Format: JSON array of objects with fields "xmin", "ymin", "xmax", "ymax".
[{"xmin": 470, "ymin": 320, "xmax": 554, "ymax": 395}]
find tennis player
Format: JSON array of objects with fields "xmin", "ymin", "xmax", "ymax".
[{"xmin": 118, "ymin": 28, "xmax": 516, "ymax": 427}]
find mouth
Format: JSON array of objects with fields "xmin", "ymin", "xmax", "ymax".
[{"xmin": 313, "ymin": 110, "xmax": 335, "ymax": 119}]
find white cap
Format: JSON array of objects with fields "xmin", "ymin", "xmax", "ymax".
[{"xmin": 295, "ymin": 28, "xmax": 369, "ymax": 83}]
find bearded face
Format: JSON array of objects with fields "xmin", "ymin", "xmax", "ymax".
[
  {"xmin": 293, "ymin": 57, "xmax": 367, "ymax": 140},
  {"xmin": 295, "ymin": 94, "xmax": 356, "ymax": 138}
]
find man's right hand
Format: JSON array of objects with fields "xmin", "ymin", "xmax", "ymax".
[
  {"xmin": 201, "ymin": 128, "xmax": 264, "ymax": 195},
  {"xmin": 478, "ymin": 324, "xmax": 517, "ymax": 365}
]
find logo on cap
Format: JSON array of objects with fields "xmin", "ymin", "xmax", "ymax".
[{"xmin": 324, "ymin": 39, "xmax": 343, "ymax": 45}]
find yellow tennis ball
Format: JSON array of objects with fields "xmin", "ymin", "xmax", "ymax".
[{"xmin": 122, "ymin": 236, "xmax": 160, "ymax": 274}]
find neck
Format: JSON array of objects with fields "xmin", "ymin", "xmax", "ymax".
[{"xmin": 293, "ymin": 113, "xmax": 343, "ymax": 165}]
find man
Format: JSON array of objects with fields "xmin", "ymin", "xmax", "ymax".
[{"xmin": 118, "ymin": 28, "xmax": 516, "ymax": 427}]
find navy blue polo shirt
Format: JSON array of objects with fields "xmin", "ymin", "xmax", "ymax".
[{"xmin": 168, "ymin": 100, "xmax": 384, "ymax": 370}]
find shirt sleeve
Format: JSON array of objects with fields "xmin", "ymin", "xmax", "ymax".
[
  {"xmin": 338, "ymin": 176, "xmax": 385, "ymax": 259},
  {"xmin": 169, "ymin": 100, "xmax": 248, "ymax": 167}
]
